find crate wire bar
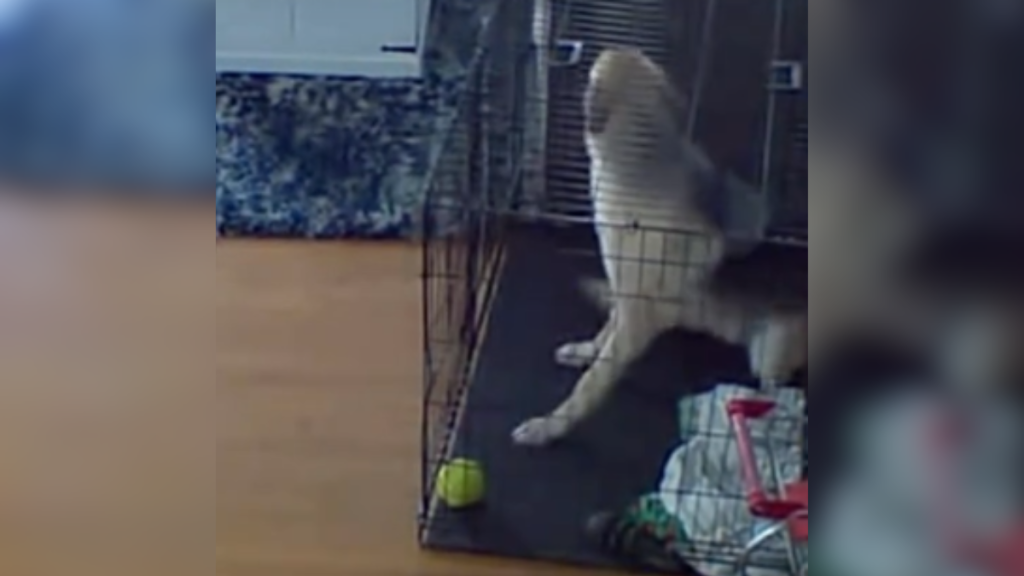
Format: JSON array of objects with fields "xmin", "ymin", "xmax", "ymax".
[{"xmin": 419, "ymin": 0, "xmax": 534, "ymax": 535}]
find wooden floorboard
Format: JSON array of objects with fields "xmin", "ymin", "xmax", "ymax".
[{"xmin": 0, "ymin": 196, "xmax": 626, "ymax": 575}]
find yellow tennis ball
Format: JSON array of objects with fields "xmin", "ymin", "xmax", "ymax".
[{"xmin": 434, "ymin": 458, "xmax": 485, "ymax": 509}]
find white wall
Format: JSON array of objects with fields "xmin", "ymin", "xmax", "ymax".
[{"xmin": 216, "ymin": 0, "xmax": 428, "ymax": 77}]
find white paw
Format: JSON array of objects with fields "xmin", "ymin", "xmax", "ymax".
[
  {"xmin": 555, "ymin": 340, "xmax": 598, "ymax": 368},
  {"xmin": 511, "ymin": 416, "xmax": 570, "ymax": 446}
]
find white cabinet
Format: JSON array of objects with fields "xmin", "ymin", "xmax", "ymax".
[{"xmin": 216, "ymin": 0, "xmax": 429, "ymax": 77}]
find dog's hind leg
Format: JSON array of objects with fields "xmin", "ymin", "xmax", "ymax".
[
  {"xmin": 555, "ymin": 307, "xmax": 617, "ymax": 368},
  {"xmin": 553, "ymin": 223, "xmax": 626, "ymax": 369},
  {"xmin": 513, "ymin": 299, "xmax": 656, "ymax": 446},
  {"xmin": 748, "ymin": 314, "xmax": 808, "ymax": 388}
]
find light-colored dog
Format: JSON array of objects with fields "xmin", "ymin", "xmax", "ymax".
[
  {"xmin": 511, "ymin": 42, "xmax": 1024, "ymax": 447},
  {"xmin": 511, "ymin": 48, "xmax": 808, "ymax": 446}
]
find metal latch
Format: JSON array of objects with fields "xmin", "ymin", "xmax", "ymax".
[
  {"xmin": 550, "ymin": 40, "xmax": 584, "ymax": 67},
  {"xmin": 381, "ymin": 45, "xmax": 417, "ymax": 54},
  {"xmin": 768, "ymin": 60, "xmax": 803, "ymax": 92}
]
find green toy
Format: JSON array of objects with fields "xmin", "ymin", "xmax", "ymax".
[{"xmin": 434, "ymin": 458, "xmax": 486, "ymax": 509}]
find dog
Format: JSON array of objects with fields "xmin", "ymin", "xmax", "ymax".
[{"xmin": 511, "ymin": 48, "xmax": 809, "ymax": 446}]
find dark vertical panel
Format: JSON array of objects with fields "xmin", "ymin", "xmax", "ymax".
[{"xmin": 768, "ymin": 0, "xmax": 808, "ymax": 234}]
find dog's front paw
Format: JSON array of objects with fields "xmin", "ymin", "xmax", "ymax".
[
  {"xmin": 555, "ymin": 340, "xmax": 599, "ymax": 368},
  {"xmin": 511, "ymin": 416, "xmax": 570, "ymax": 446}
]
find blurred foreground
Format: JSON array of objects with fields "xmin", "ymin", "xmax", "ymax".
[
  {"xmin": 813, "ymin": 1, "xmax": 1023, "ymax": 574},
  {"xmin": 0, "ymin": 0, "xmax": 210, "ymax": 190}
]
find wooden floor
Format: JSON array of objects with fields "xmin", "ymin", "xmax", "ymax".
[{"xmin": 0, "ymin": 197, "xmax": 625, "ymax": 576}]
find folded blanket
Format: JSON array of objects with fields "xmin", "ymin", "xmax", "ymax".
[{"xmin": 590, "ymin": 385, "xmax": 806, "ymax": 575}]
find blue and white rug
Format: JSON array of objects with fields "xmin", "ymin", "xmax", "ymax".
[
  {"xmin": 215, "ymin": 73, "xmax": 461, "ymax": 239},
  {"xmin": 215, "ymin": 0, "xmax": 493, "ymax": 239}
]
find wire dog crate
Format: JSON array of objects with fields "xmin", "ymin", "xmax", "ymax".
[{"xmin": 420, "ymin": 0, "xmax": 808, "ymax": 573}]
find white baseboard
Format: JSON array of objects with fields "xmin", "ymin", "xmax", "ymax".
[{"xmin": 216, "ymin": 53, "xmax": 422, "ymax": 78}]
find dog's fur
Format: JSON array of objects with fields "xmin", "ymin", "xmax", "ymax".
[{"xmin": 511, "ymin": 48, "xmax": 808, "ymax": 446}]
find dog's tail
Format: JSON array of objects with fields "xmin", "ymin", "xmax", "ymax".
[{"xmin": 578, "ymin": 277, "xmax": 613, "ymax": 313}]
